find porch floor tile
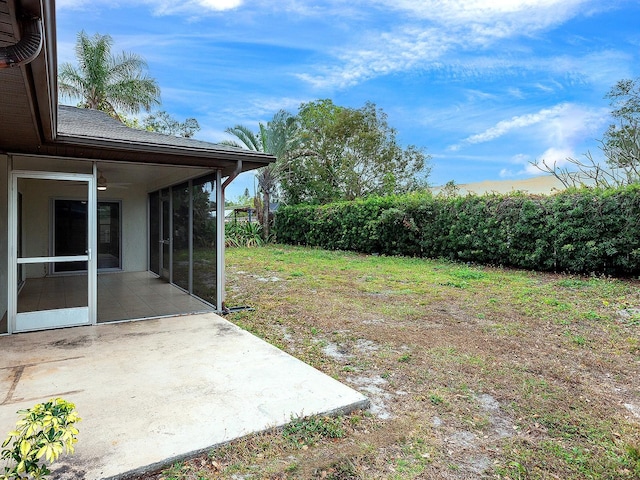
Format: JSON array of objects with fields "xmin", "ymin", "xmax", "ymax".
[
  {"xmin": 14, "ymin": 271, "xmax": 215, "ymax": 324},
  {"xmin": 0, "ymin": 314, "xmax": 369, "ymax": 479}
]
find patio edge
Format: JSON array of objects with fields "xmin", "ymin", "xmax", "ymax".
[{"xmin": 110, "ymin": 397, "xmax": 371, "ymax": 480}]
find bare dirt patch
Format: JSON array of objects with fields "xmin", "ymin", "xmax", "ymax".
[{"xmin": 134, "ymin": 246, "xmax": 640, "ymax": 479}]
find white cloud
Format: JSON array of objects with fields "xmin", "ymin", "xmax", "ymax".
[
  {"xmin": 197, "ymin": 0, "xmax": 243, "ymax": 10},
  {"xmin": 57, "ymin": 0, "xmax": 243, "ymax": 14},
  {"xmin": 297, "ymin": 6, "xmax": 605, "ymax": 90},
  {"xmin": 293, "ymin": 0, "xmax": 621, "ymax": 91},
  {"xmin": 373, "ymin": 0, "xmax": 592, "ymax": 36},
  {"xmin": 148, "ymin": 0, "xmax": 243, "ymax": 15},
  {"xmin": 446, "ymin": 102, "xmax": 609, "ymax": 177},
  {"xmin": 219, "ymin": 96, "xmax": 307, "ymax": 121},
  {"xmin": 452, "ymin": 103, "xmax": 608, "ymax": 150},
  {"xmin": 522, "ymin": 147, "xmax": 575, "ymax": 174},
  {"xmin": 458, "ymin": 104, "xmax": 571, "ymax": 146},
  {"xmin": 297, "ymin": 26, "xmax": 450, "ymax": 89}
]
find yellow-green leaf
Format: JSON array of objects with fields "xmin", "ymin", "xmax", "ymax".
[
  {"xmin": 36, "ymin": 445, "xmax": 48, "ymax": 459},
  {"xmin": 19, "ymin": 439, "xmax": 31, "ymax": 456},
  {"xmin": 46, "ymin": 445, "xmax": 55, "ymax": 463}
]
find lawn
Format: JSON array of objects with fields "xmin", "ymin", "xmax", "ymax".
[{"xmin": 146, "ymin": 245, "xmax": 640, "ymax": 479}]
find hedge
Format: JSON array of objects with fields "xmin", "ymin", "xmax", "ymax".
[{"xmin": 274, "ymin": 185, "xmax": 640, "ymax": 276}]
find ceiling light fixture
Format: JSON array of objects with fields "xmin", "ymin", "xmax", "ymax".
[{"xmin": 97, "ymin": 172, "xmax": 107, "ymax": 191}]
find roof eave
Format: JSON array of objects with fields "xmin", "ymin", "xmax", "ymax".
[
  {"xmin": 55, "ymin": 134, "xmax": 275, "ymax": 161},
  {"xmin": 51, "ymin": 134, "xmax": 276, "ymax": 174},
  {"xmin": 19, "ymin": 0, "xmax": 57, "ymax": 143}
]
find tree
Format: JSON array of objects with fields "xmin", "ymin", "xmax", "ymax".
[
  {"xmin": 533, "ymin": 77, "xmax": 640, "ymax": 188},
  {"xmin": 222, "ymin": 110, "xmax": 299, "ymax": 239},
  {"xmin": 142, "ymin": 110, "xmax": 200, "ymax": 138},
  {"xmin": 58, "ymin": 31, "xmax": 161, "ymax": 120},
  {"xmin": 438, "ymin": 180, "xmax": 461, "ymax": 198},
  {"xmin": 603, "ymin": 78, "xmax": 640, "ymax": 170},
  {"xmin": 280, "ymin": 99, "xmax": 430, "ymax": 204}
]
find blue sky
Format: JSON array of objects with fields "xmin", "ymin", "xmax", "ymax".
[{"xmin": 55, "ymin": 0, "xmax": 640, "ymax": 200}]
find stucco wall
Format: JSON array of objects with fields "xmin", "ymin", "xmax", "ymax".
[
  {"xmin": 105, "ymin": 187, "xmax": 147, "ymax": 272},
  {"xmin": 0, "ymin": 154, "xmax": 7, "ymax": 329}
]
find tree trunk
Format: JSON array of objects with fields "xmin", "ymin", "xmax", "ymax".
[{"xmin": 262, "ymin": 191, "xmax": 270, "ymax": 241}]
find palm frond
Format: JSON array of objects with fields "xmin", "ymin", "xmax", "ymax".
[
  {"xmin": 58, "ymin": 30, "xmax": 160, "ymax": 118},
  {"xmin": 58, "ymin": 63, "xmax": 87, "ymax": 101},
  {"xmin": 105, "ymin": 76, "xmax": 161, "ymax": 114},
  {"xmin": 219, "ymin": 140, "xmax": 245, "ymax": 148},
  {"xmin": 224, "ymin": 125, "xmax": 263, "ymax": 151}
]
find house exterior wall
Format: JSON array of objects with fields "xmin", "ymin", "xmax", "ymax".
[
  {"xmin": 101, "ymin": 187, "xmax": 147, "ymax": 272},
  {"xmin": 1, "ymin": 154, "xmax": 8, "ymax": 327}
]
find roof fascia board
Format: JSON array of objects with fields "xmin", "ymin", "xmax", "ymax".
[
  {"xmin": 31, "ymin": 0, "xmax": 58, "ymax": 141},
  {"xmin": 27, "ymin": 0, "xmax": 56, "ymax": 142},
  {"xmin": 8, "ymin": 0, "xmax": 56, "ymax": 144},
  {"xmin": 54, "ymin": 134, "xmax": 276, "ymax": 163}
]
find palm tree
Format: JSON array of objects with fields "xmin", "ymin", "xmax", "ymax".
[
  {"xmin": 58, "ymin": 31, "xmax": 161, "ymax": 120},
  {"xmin": 223, "ymin": 111, "xmax": 299, "ymax": 240}
]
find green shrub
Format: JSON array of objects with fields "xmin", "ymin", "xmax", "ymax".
[
  {"xmin": 1, "ymin": 398, "xmax": 80, "ymax": 480},
  {"xmin": 225, "ymin": 221, "xmax": 264, "ymax": 247},
  {"xmin": 274, "ymin": 185, "xmax": 640, "ymax": 276}
]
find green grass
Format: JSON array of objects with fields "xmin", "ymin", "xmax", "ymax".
[{"xmin": 141, "ymin": 245, "xmax": 640, "ymax": 480}]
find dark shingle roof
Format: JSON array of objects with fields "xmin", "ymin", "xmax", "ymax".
[
  {"xmin": 51, "ymin": 105, "xmax": 274, "ymax": 174},
  {"xmin": 57, "ymin": 105, "xmax": 252, "ymax": 155}
]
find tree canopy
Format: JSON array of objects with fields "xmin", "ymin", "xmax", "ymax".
[
  {"xmin": 58, "ymin": 31, "xmax": 161, "ymax": 119},
  {"xmin": 281, "ymin": 99, "xmax": 430, "ymax": 204},
  {"xmin": 223, "ymin": 110, "xmax": 298, "ymax": 238},
  {"xmin": 224, "ymin": 100, "xmax": 430, "ymax": 206},
  {"xmin": 603, "ymin": 78, "xmax": 640, "ymax": 170},
  {"xmin": 142, "ymin": 111, "xmax": 200, "ymax": 138},
  {"xmin": 534, "ymin": 77, "xmax": 640, "ymax": 188}
]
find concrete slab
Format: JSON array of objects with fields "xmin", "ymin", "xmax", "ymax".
[{"xmin": 0, "ymin": 314, "xmax": 369, "ymax": 479}]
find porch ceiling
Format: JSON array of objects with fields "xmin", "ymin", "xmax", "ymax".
[
  {"xmin": 13, "ymin": 154, "xmax": 215, "ymax": 192},
  {"xmin": 96, "ymin": 160, "xmax": 214, "ymax": 192}
]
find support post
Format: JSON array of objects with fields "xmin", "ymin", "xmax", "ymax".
[{"xmin": 216, "ymin": 170, "xmax": 225, "ymax": 312}]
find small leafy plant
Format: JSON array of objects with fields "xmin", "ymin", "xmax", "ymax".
[
  {"xmin": 225, "ymin": 222, "xmax": 264, "ymax": 248},
  {"xmin": 1, "ymin": 398, "xmax": 80, "ymax": 480},
  {"xmin": 282, "ymin": 415, "xmax": 345, "ymax": 447}
]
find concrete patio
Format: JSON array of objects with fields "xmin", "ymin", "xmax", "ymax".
[{"xmin": 0, "ymin": 314, "xmax": 369, "ymax": 479}]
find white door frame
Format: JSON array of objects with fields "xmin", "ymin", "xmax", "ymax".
[{"xmin": 8, "ymin": 167, "xmax": 97, "ymax": 333}]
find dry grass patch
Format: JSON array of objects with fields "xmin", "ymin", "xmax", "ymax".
[{"xmin": 137, "ymin": 245, "xmax": 640, "ymax": 479}]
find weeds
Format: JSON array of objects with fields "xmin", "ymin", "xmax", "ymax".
[
  {"xmin": 282, "ymin": 415, "xmax": 345, "ymax": 447},
  {"xmin": 135, "ymin": 245, "xmax": 640, "ymax": 480}
]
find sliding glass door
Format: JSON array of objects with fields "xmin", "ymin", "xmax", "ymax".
[
  {"xmin": 148, "ymin": 174, "xmax": 218, "ymax": 307},
  {"xmin": 52, "ymin": 200, "xmax": 121, "ymax": 273}
]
